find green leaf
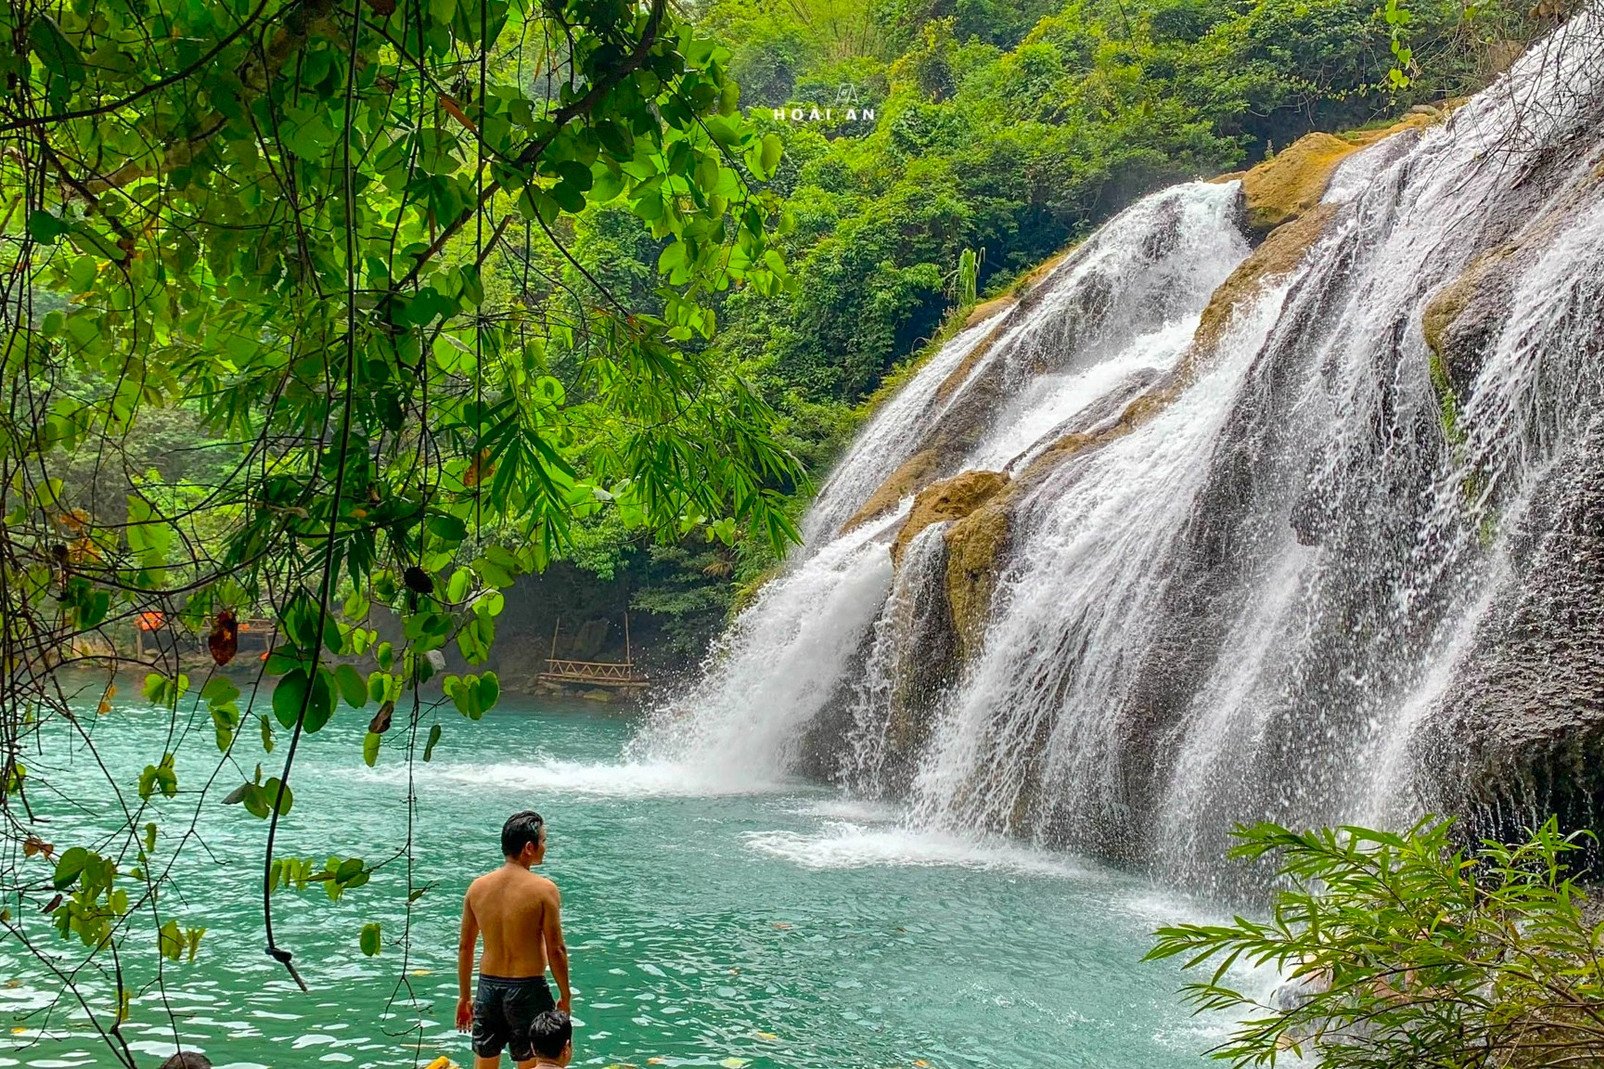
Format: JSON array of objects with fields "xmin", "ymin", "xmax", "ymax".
[
  {"xmin": 334, "ymin": 664, "xmax": 368, "ymax": 709},
  {"xmin": 202, "ymin": 677, "xmax": 241, "ymax": 708},
  {"xmin": 272, "ymin": 670, "xmax": 309, "ymax": 730},
  {"xmin": 158, "ymin": 919, "xmax": 185, "ymax": 961},
  {"xmin": 362, "ymin": 731, "xmax": 381, "ymax": 767},
  {"xmin": 428, "ymin": 513, "xmax": 468, "ymax": 542},
  {"xmin": 423, "ymin": 724, "xmax": 442, "ymax": 762},
  {"xmin": 261, "ymin": 777, "xmax": 294, "ymax": 816},
  {"xmin": 242, "ymin": 785, "xmax": 271, "ymax": 819},
  {"xmin": 304, "ymin": 670, "xmax": 336, "ymax": 733},
  {"xmin": 28, "ymin": 15, "xmax": 86, "ymax": 84},
  {"xmin": 477, "ymin": 672, "xmax": 500, "ymax": 714},
  {"xmin": 53, "ymin": 847, "xmax": 91, "ymax": 890},
  {"xmin": 27, "ymin": 210, "xmax": 71, "ymax": 244},
  {"xmin": 550, "ymin": 178, "xmax": 587, "ymax": 213},
  {"xmin": 360, "ymin": 922, "xmax": 382, "ymax": 957}
]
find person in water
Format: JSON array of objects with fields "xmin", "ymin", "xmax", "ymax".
[
  {"xmin": 527, "ymin": 1010, "xmax": 574, "ymax": 1068},
  {"xmin": 456, "ymin": 810, "xmax": 571, "ymax": 1068}
]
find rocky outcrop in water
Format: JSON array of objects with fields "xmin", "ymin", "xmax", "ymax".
[
  {"xmin": 892, "ymin": 471, "xmax": 1009, "ymax": 564},
  {"xmin": 943, "ymin": 499, "xmax": 1012, "ymax": 661}
]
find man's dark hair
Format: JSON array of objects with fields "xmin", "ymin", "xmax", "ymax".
[
  {"xmin": 159, "ymin": 1054, "xmax": 212, "ymax": 1069},
  {"xmin": 528, "ymin": 1009, "xmax": 572, "ymax": 1059},
  {"xmin": 501, "ymin": 810, "xmax": 545, "ymax": 858}
]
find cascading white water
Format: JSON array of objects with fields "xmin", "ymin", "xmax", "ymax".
[
  {"xmin": 644, "ymin": 181, "xmax": 1250, "ymax": 781},
  {"xmin": 648, "ymin": 11, "xmax": 1604, "ymax": 890},
  {"xmin": 803, "ymin": 321, "xmax": 996, "ymax": 544}
]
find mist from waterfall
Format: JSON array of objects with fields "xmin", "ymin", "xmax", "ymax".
[{"xmin": 643, "ymin": 11, "xmax": 1604, "ymax": 891}]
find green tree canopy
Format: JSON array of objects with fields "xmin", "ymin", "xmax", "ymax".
[{"xmin": 0, "ymin": 0, "xmax": 800, "ymax": 1060}]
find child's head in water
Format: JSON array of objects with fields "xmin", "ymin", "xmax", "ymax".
[
  {"xmin": 159, "ymin": 1055, "xmax": 211, "ymax": 1069},
  {"xmin": 528, "ymin": 1009, "xmax": 573, "ymax": 1066}
]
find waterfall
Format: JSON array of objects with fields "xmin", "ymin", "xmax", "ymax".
[{"xmin": 646, "ymin": 12, "xmax": 1604, "ymax": 891}]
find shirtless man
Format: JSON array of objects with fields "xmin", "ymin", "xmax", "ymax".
[{"xmin": 455, "ymin": 811, "xmax": 571, "ymax": 1068}]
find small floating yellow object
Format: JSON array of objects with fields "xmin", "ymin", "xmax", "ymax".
[
  {"xmin": 753, "ymin": 1032, "xmax": 779, "ymax": 1042},
  {"xmin": 411, "ymin": 969, "xmax": 432, "ymax": 976},
  {"xmin": 422, "ymin": 1057, "xmax": 456, "ymax": 1069},
  {"xmin": 720, "ymin": 1059, "xmax": 750, "ymax": 1069}
]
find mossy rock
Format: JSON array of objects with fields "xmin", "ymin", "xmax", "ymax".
[
  {"xmin": 1238, "ymin": 114, "xmax": 1439, "ymax": 238},
  {"xmin": 944, "ymin": 498, "xmax": 1012, "ymax": 660},
  {"xmin": 1239, "ymin": 134, "xmax": 1359, "ymax": 236},
  {"xmin": 892, "ymin": 470, "xmax": 1010, "ymax": 565},
  {"xmin": 840, "ymin": 447, "xmax": 942, "ymax": 533},
  {"xmin": 1193, "ymin": 202, "xmax": 1340, "ymax": 358},
  {"xmin": 964, "ymin": 292, "xmax": 1017, "ymax": 328}
]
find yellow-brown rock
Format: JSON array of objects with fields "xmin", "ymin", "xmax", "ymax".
[
  {"xmin": 1240, "ymin": 133, "xmax": 1362, "ymax": 236},
  {"xmin": 841, "ymin": 448, "xmax": 942, "ymax": 533},
  {"xmin": 892, "ymin": 470, "xmax": 1010, "ymax": 565},
  {"xmin": 944, "ymin": 498, "xmax": 1012, "ymax": 660},
  {"xmin": 1238, "ymin": 113, "xmax": 1442, "ymax": 237},
  {"xmin": 964, "ymin": 292, "xmax": 1017, "ymax": 327},
  {"xmin": 1192, "ymin": 202, "xmax": 1340, "ymax": 359}
]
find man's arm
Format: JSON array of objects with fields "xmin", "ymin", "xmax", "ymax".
[
  {"xmin": 543, "ymin": 884, "xmax": 570, "ymax": 1013},
  {"xmin": 456, "ymin": 891, "xmax": 479, "ymax": 1032}
]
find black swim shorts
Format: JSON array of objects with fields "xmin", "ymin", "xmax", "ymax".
[{"xmin": 472, "ymin": 974, "xmax": 555, "ymax": 1061}]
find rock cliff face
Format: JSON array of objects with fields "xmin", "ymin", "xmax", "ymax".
[
  {"xmin": 1421, "ymin": 416, "xmax": 1604, "ymax": 843},
  {"xmin": 892, "ymin": 470, "xmax": 1010, "ymax": 565}
]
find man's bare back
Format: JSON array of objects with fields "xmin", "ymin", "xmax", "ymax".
[
  {"xmin": 457, "ymin": 812, "xmax": 571, "ymax": 1068},
  {"xmin": 465, "ymin": 866, "xmax": 561, "ymax": 979}
]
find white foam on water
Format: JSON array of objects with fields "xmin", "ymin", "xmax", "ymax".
[
  {"xmin": 784, "ymin": 796, "xmax": 908, "ymax": 822},
  {"xmin": 390, "ymin": 757, "xmax": 789, "ymax": 798},
  {"xmin": 742, "ymin": 820, "xmax": 1094, "ymax": 878}
]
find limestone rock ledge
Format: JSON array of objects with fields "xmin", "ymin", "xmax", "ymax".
[{"xmin": 892, "ymin": 470, "xmax": 1010, "ymax": 565}]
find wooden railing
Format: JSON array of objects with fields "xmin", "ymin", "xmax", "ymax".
[{"xmin": 539, "ymin": 658, "xmax": 650, "ymax": 685}]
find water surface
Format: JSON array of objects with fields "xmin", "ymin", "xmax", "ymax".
[{"xmin": 3, "ymin": 694, "xmax": 1224, "ymax": 1069}]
